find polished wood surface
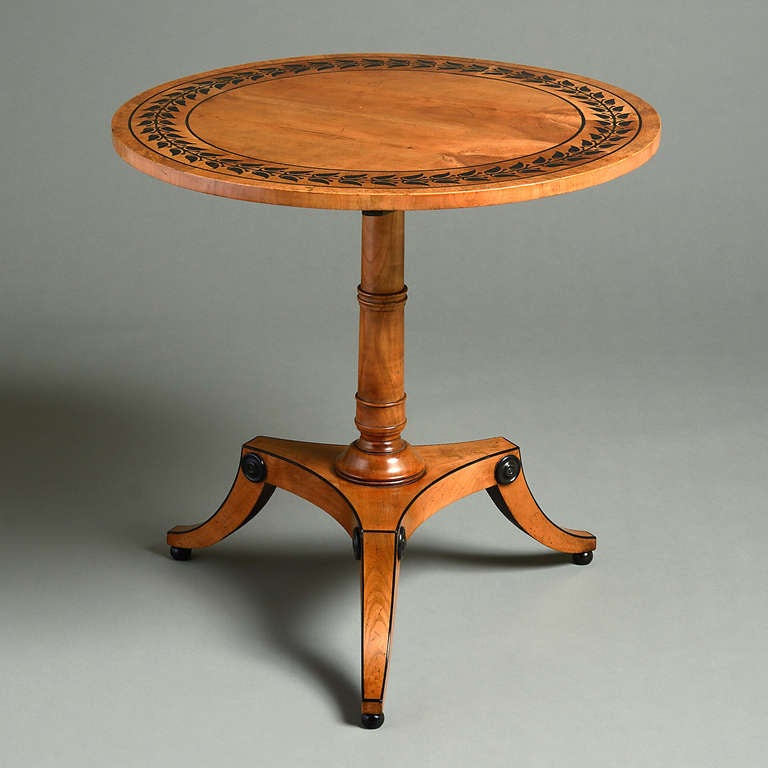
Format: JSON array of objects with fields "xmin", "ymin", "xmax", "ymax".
[
  {"xmin": 112, "ymin": 53, "xmax": 661, "ymax": 210},
  {"xmin": 359, "ymin": 530, "xmax": 400, "ymax": 711}
]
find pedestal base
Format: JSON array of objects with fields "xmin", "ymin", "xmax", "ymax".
[{"xmin": 167, "ymin": 435, "xmax": 596, "ymax": 726}]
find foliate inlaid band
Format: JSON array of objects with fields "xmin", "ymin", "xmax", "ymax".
[{"xmin": 127, "ymin": 54, "xmax": 642, "ymax": 190}]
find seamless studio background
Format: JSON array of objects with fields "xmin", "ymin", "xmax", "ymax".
[{"xmin": 1, "ymin": 2, "xmax": 765, "ymax": 766}]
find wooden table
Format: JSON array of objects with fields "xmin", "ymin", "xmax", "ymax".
[{"xmin": 112, "ymin": 53, "xmax": 661, "ymax": 728}]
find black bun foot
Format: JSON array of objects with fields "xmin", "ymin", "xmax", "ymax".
[
  {"xmin": 360, "ymin": 713, "xmax": 385, "ymax": 730},
  {"xmin": 170, "ymin": 546, "xmax": 192, "ymax": 561},
  {"xmin": 572, "ymin": 551, "xmax": 593, "ymax": 565}
]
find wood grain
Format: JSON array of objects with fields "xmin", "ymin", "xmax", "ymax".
[
  {"xmin": 112, "ymin": 53, "xmax": 661, "ymax": 210},
  {"xmin": 185, "ymin": 70, "xmax": 580, "ymax": 171},
  {"xmin": 360, "ymin": 531, "xmax": 399, "ymax": 710}
]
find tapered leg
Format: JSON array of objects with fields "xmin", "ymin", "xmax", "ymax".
[
  {"xmin": 487, "ymin": 451, "xmax": 596, "ymax": 556},
  {"xmin": 359, "ymin": 530, "xmax": 401, "ymax": 729}
]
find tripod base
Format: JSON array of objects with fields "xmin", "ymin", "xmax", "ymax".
[{"xmin": 167, "ymin": 435, "xmax": 596, "ymax": 726}]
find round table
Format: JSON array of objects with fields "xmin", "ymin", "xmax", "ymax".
[{"xmin": 112, "ymin": 53, "xmax": 661, "ymax": 729}]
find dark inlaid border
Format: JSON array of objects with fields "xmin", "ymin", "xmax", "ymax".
[{"xmin": 129, "ymin": 55, "xmax": 641, "ymax": 189}]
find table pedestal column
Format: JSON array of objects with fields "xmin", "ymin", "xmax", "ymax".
[
  {"xmin": 335, "ymin": 211, "xmax": 425, "ymax": 485},
  {"xmin": 165, "ymin": 211, "xmax": 596, "ymax": 729}
]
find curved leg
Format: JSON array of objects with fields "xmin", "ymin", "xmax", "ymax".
[
  {"xmin": 487, "ymin": 452, "xmax": 596, "ymax": 556},
  {"xmin": 248, "ymin": 438, "xmax": 361, "ymax": 536},
  {"xmin": 360, "ymin": 530, "xmax": 401, "ymax": 729},
  {"xmin": 167, "ymin": 459, "xmax": 276, "ymax": 550}
]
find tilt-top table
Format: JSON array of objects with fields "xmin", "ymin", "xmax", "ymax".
[{"xmin": 112, "ymin": 53, "xmax": 661, "ymax": 729}]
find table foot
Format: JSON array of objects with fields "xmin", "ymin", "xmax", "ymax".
[
  {"xmin": 360, "ymin": 710, "xmax": 385, "ymax": 730},
  {"xmin": 571, "ymin": 550, "xmax": 594, "ymax": 565},
  {"xmin": 169, "ymin": 546, "xmax": 191, "ymax": 561}
]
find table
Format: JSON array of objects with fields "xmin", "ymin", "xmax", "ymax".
[{"xmin": 112, "ymin": 53, "xmax": 661, "ymax": 728}]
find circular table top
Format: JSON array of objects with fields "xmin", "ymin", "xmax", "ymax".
[{"xmin": 112, "ymin": 53, "xmax": 661, "ymax": 211}]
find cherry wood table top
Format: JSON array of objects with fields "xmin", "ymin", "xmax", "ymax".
[{"xmin": 112, "ymin": 53, "xmax": 661, "ymax": 211}]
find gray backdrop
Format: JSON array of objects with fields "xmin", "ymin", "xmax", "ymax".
[{"xmin": 1, "ymin": 1, "xmax": 765, "ymax": 766}]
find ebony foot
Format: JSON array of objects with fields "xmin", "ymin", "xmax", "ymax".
[
  {"xmin": 170, "ymin": 546, "xmax": 192, "ymax": 561},
  {"xmin": 572, "ymin": 551, "xmax": 593, "ymax": 565},
  {"xmin": 361, "ymin": 713, "xmax": 385, "ymax": 730}
]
